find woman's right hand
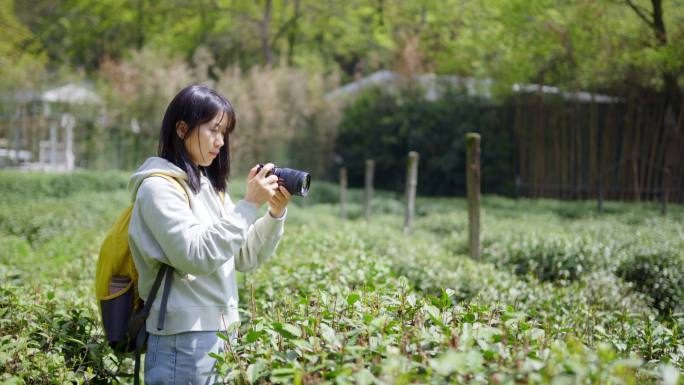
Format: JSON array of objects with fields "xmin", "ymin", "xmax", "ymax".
[{"xmin": 244, "ymin": 163, "xmax": 279, "ymax": 208}]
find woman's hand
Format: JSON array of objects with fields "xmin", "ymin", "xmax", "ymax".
[
  {"xmin": 244, "ymin": 163, "xmax": 279, "ymax": 208},
  {"xmin": 268, "ymin": 185, "xmax": 292, "ymax": 218}
]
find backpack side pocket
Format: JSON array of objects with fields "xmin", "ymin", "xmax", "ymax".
[{"xmin": 100, "ymin": 279, "xmax": 134, "ymax": 350}]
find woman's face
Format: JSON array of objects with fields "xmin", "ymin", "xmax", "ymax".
[{"xmin": 181, "ymin": 112, "xmax": 228, "ymax": 167}]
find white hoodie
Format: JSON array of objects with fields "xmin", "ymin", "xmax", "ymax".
[{"xmin": 127, "ymin": 157, "xmax": 285, "ymax": 335}]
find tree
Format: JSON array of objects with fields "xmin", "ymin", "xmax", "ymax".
[
  {"xmin": 0, "ymin": 0, "xmax": 46, "ymax": 164},
  {"xmin": 0, "ymin": 0, "xmax": 45, "ymax": 87},
  {"xmin": 625, "ymin": 0, "xmax": 683, "ymax": 212}
]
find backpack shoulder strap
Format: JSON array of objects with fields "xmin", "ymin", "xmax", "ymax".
[
  {"xmin": 148, "ymin": 173, "xmax": 189, "ymax": 204},
  {"xmin": 133, "ymin": 264, "xmax": 170, "ymax": 385}
]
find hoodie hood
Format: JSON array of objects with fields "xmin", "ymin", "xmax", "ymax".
[{"xmin": 128, "ymin": 157, "xmax": 188, "ymax": 202}]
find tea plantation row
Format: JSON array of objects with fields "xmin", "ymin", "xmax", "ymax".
[{"xmin": 0, "ymin": 171, "xmax": 682, "ymax": 384}]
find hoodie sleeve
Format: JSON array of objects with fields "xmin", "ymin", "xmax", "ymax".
[
  {"xmin": 233, "ymin": 208, "xmax": 287, "ymax": 272},
  {"xmin": 136, "ymin": 177, "xmax": 258, "ymax": 275}
]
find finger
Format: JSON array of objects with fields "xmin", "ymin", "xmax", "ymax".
[
  {"xmin": 271, "ymin": 199, "xmax": 285, "ymax": 211},
  {"xmin": 272, "ymin": 190, "xmax": 285, "ymax": 202},
  {"xmin": 269, "ymin": 196, "xmax": 282, "ymax": 207},
  {"xmin": 279, "ymin": 185, "xmax": 292, "ymax": 199},
  {"xmin": 258, "ymin": 163, "xmax": 275, "ymax": 178},
  {"xmin": 247, "ymin": 165, "xmax": 259, "ymax": 179},
  {"xmin": 265, "ymin": 175, "xmax": 279, "ymax": 184},
  {"xmin": 270, "ymin": 190, "xmax": 285, "ymax": 204},
  {"xmin": 269, "ymin": 194, "xmax": 285, "ymax": 209}
]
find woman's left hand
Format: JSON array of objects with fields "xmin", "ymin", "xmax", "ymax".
[{"xmin": 268, "ymin": 185, "xmax": 292, "ymax": 218}]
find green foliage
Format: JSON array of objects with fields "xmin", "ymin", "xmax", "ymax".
[
  {"xmin": 618, "ymin": 251, "xmax": 684, "ymax": 316},
  {"xmin": 213, "ymin": 204, "xmax": 683, "ymax": 384},
  {"xmin": 429, "ymin": 1, "xmax": 684, "ymax": 91},
  {"xmin": 12, "ymin": 1, "xmax": 678, "ymax": 88},
  {"xmin": 336, "ymin": 86, "xmax": 514, "ymax": 196},
  {"xmin": 0, "ymin": 183, "xmax": 131, "ymax": 382},
  {"xmin": 0, "ymin": 170, "xmax": 128, "ymax": 205},
  {"xmin": 1, "ymin": 172, "xmax": 683, "ymax": 384},
  {"xmin": 0, "ymin": 0, "xmax": 46, "ymax": 89},
  {"xmin": 488, "ymin": 235, "xmax": 607, "ymax": 282},
  {"xmin": 0, "ymin": 284, "xmax": 119, "ymax": 384},
  {"xmin": 8, "ymin": 0, "xmax": 684, "ymax": 95}
]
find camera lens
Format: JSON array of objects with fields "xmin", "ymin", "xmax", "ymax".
[
  {"xmin": 256, "ymin": 164, "xmax": 311, "ymax": 197},
  {"xmin": 273, "ymin": 167, "xmax": 311, "ymax": 197}
]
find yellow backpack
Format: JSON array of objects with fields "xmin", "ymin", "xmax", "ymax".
[
  {"xmin": 95, "ymin": 174, "xmax": 187, "ymax": 325},
  {"xmin": 94, "ymin": 173, "xmax": 188, "ymax": 385}
]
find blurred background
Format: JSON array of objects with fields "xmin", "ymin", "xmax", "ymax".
[{"xmin": 2, "ymin": 0, "xmax": 683, "ymax": 202}]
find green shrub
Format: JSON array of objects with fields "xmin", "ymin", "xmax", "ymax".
[
  {"xmin": 0, "ymin": 170, "xmax": 129, "ymax": 205},
  {"xmin": 0, "ymin": 284, "xmax": 120, "ymax": 384},
  {"xmin": 487, "ymin": 235, "xmax": 611, "ymax": 283},
  {"xmin": 335, "ymin": 86, "xmax": 515, "ymax": 196},
  {"xmin": 618, "ymin": 251, "xmax": 684, "ymax": 315},
  {"xmin": 0, "ymin": 190, "xmax": 128, "ymax": 248}
]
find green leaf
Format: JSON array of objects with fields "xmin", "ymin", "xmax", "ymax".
[
  {"xmin": 216, "ymin": 331, "xmax": 230, "ymax": 342},
  {"xmin": 430, "ymin": 349, "xmax": 484, "ymax": 376},
  {"xmin": 346, "ymin": 293, "xmax": 360, "ymax": 306},
  {"xmin": 319, "ymin": 323, "xmax": 339, "ymax": 347},
  {"xmin": 272, "ymin": 367, "xmax": 295, "ymax": 376},
  {"xmin": 246, "ymin": 361, "xmax": 267, "ymax": 383},
  {"xmin": 245, "ymin": 330, "xmax": 265, "ymax": 343},
  {"xmin": 273, "ymin": 323, "xmax": 301, "ymax": 339},
  {"xmin": 208, "ymin": 352, "xmax": 224, "ymax": 361}
]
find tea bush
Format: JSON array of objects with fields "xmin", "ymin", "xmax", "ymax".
[
  {"xmin": 1, "ymin": 171, "xmax": 683, "ymax": 384},
  {"xmin": 0, "ymin": 283, "xmax": 119, "ymax": 384},
  {"xmin": 215, "ymin": 217, "xmax": 682, "ymax": 384},
  {"xmin": 618, "ymin": 250, "xmax": 684, "ymax": 315},
  {"xmin": 0, "ymin": 170, "xmax": 129, "ymax": 205},
  {"xmin": 486, "ymin": 235, "xmax": 607, "ymax": 282}
]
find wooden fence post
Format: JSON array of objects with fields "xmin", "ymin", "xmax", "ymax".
[
  {"xmin": 597, "ymin": 181, "xmax": 604, "ymax": 214},
  {"xmin": 404, "ymin": 151, "xmax": 419, "ymax": 234},
  {"xmin": 466, "ymin": 133, "xmax": 481, "ymax": 261},
  {"xmin": 340, "ymin": 167, "xmax": 348, "ymax": 219},
  {"xmin": 365, "ymin": 159, "xmax": 374, "ymax": 220},
  {"xmin": 597, "ymin": 123, "xmax": 604, "ymax": 213},
  {"xmin": 661, "ymin": 167, "xmax": 670, "ymax": 216}
]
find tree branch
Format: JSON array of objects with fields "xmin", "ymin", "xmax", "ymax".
[
  {"xmin": 625, "ymin": 0, "xmax": 655, "ymax": 29},
  {"xmin": 269, "ymin": 13, "xmax": 303, "ymax": 47}
]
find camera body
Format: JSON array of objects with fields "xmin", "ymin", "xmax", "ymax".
[{"xmin": 257, "ymin": 164, "xmax": 311, "ymax": 197}]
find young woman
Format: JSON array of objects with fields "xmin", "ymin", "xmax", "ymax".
[{"xmin": 127, "ymin": 84, "xmax": 290, "ymax": 384}]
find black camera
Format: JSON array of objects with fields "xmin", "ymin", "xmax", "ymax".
[{"xmin": 257, "ymin": 164, "xmax": 311, "ymax": 197}]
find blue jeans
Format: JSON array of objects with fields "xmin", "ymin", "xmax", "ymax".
[{"xmin": 144, "ymin": 331, "xmax": 235, "ymax": 385}]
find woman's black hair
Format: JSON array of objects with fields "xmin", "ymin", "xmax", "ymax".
[{"xmin": 158, "ymin": 84, "xmax": 236, "ymax": 193}]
